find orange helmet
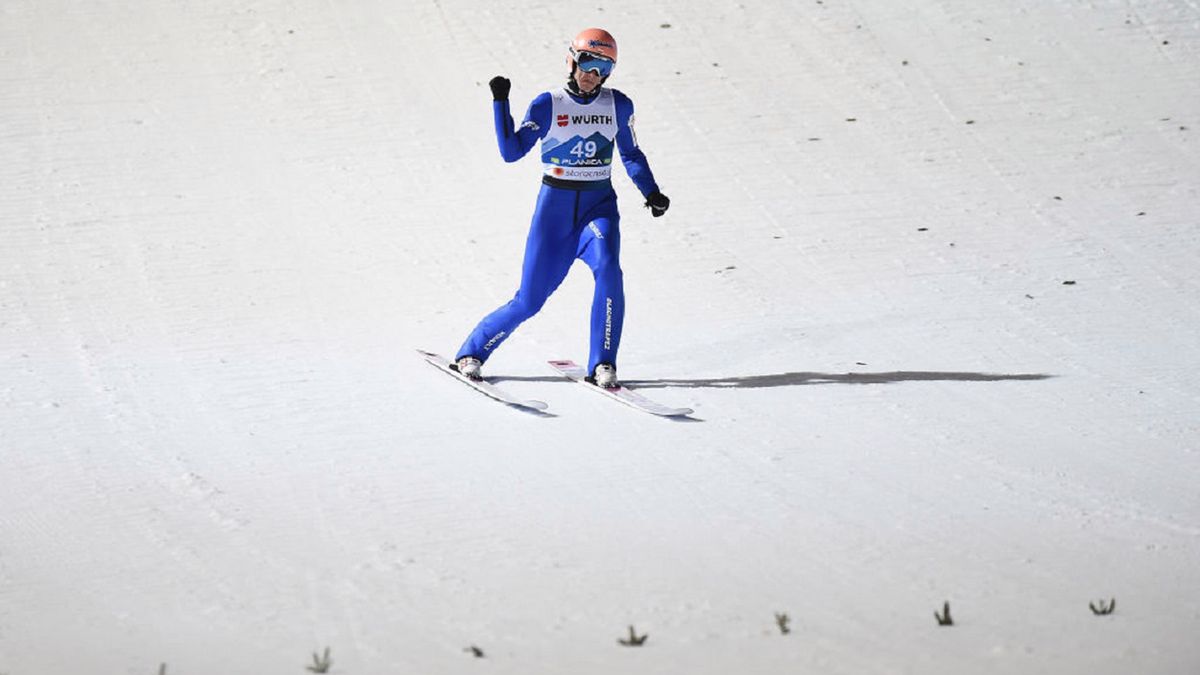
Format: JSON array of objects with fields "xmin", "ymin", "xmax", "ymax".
[{"xmin": 570, "ymin": 28, "xmax": 618, "ymax": 63}]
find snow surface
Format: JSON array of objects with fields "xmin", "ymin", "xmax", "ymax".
[{"xmin": 2, "ymin": 0, "xmax": 1199, "ymax": 673}]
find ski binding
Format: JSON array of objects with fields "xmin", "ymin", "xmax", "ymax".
[
  {"xmin": 548, "ymin": 359, "xmax": 693, "ymax": 417},
  {"xmin": 419, "ymin": 350, "xmax": 548, "ymax": 412}
]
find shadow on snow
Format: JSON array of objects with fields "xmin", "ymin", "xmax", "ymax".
[{"xmin": 496, "ymin": 371, "xmax": 1055, "ymax": 389}]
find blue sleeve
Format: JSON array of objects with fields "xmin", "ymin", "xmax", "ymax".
[
  {"xmin": 494, "ymin": 92, "xmax": 551, "ymax": 163},
  {"xmin": 613, "ymin": 90, "xmax": 660, "ymax": 198}
]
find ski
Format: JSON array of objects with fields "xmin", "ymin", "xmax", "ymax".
[
  {"xmin": 419, "ymin": 350, "xmax": 549, "ymax": 412},
  {"xmin": 547, "ymin": 359, "xmax": 694, "ymax": 417}
]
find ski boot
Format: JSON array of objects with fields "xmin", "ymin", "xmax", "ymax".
[
  {"xmin": 453, "ymin": 356, "xmax": 483, "ymax": 381},
  {"xmin": 590, "ymin": 362, "xmax": 618, "ymax": 389}
]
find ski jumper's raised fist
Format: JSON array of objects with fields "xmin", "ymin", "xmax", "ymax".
[{"xmin": 488, "ymin": 76, "xmax": 511, "ymax": 101}]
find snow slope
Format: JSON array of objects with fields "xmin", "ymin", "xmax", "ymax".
[{"xmin": 2, "ymin": 0, "xmax": 1199, "ymax": 673}]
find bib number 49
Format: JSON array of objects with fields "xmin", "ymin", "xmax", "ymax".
[{"xmin": 570, "ymin": 140, "xmax": 598, "ymax": 158}]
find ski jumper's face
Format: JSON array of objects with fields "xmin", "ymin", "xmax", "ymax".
[{"xmin": 572, "ymin": 67, "xmax": 603, "ymax": 93}]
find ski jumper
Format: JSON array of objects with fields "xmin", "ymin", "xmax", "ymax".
[{"xmin": 455, "ymin": 86, "xmax": 660, "ymax": 374}]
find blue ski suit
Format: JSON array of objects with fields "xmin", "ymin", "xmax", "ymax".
[{"xmin": 455, "ymin": 86, "xmax": 660, "ymax": 375}]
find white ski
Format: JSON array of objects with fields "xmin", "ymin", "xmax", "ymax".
[
  {"xmin": 419, "ymin": 350, "xmax": 549, "ymax": 412},
  {"xmin": 547, "ymin": 359, "xmax": 694, "ymax": 418}
]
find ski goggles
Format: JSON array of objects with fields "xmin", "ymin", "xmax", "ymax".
[{"xmin": 573, "ymin": 50, "xmax": 615, "ymax": 77}]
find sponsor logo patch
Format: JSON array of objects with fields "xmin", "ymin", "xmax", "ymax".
[
  {"xmin": 557, "ymin": 114, "xmax": 569, "ymax": 127},
  {"xmin": 483, "ymin": 331, "xmax": 507, "ymax": 352},
  {"xmin": 545, "ymin": 166, "xmax": 610, "ymax": 180},
  {"xmin": 570, "ymin": 114, "xmax": 614, "ymax": 125},
  {"xmin": 603, "ymin": 297, "xmax": 613, "ymax": 350}
]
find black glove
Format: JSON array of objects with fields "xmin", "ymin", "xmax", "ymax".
[
  {"xmin": 488, "ymin": 76, "xmax": 511, "ymax": 101},
  {"xmin": 644, "ymin": 191, "xmax": 670, "ymax": 217}
]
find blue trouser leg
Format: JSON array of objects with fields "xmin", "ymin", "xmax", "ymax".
[
  {"xmin": 456, "ymin": 185, "xmax": 624, "ymax": 374},
  {"xmin": 576, "ymin": 214, "xmax": 623, "ymax": 375},
  {"xmin": 456, "ymin": 187, "xmax": 579, "ymax": 362}
]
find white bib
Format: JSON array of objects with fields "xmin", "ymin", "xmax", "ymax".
[{"xmin": 541, "ymin": 88, "xmax": 618, "ymax": 182}]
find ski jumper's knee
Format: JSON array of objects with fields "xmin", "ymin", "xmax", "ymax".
[{"xmin": 506, "ymin": 289, "xmax": 550, "ymax": 321}]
